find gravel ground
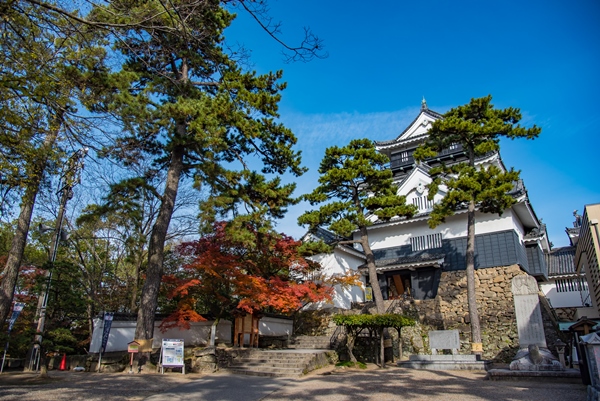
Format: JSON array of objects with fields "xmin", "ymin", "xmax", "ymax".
[
  {"xmin": 0, "ymin": 366, "xmax": 589, "ymax": 401},
  {"xmin": 0, "ymin": 370, "xmax": 195, "ymax": 401},
  {"xmin": 263, "ymin": 367, "xmax": 588, "ymax": 401}
]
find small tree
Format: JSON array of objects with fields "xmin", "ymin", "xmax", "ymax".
[
  {"xmin": 298, "ymin": 139, "xmax": 417, "ymax": 314},
  {"xmin": 160, "ymin": 222, "xmax": 352, "ymax": 344},
  {"xmin": 332, "ymin": 313, "xmax": 415, "ymax": 367},
  {"xmin": 413, "ymin": 95, "xmax": 540, "ymax": 354}
]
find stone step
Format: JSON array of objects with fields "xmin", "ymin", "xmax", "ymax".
[
  {"xmin": 232, "ymin": 359, "xmax": 306, "ymax": 368},
  {"xmin": 289, "ymin": 336, "xmax": 331, "ymax": 349},
  {"xmin": 225, "ymin": 366, "xmax": 304, "ymax": 377},
  {"xmin": 240, "ymin": 354, "xmax": 313, "ymax": 361},
  {"xmin": 225, "ymin": 350, "xmax": 331, "ymax": 377}
]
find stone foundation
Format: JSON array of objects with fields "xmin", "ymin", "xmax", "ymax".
[{"xmin": 390, "ymin": 265, "xmax": 564, "ymax": 362}]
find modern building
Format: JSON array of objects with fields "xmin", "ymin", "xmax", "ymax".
[
  {"xmin": 574, "ymin": 204, "xmax": 600, "ymax": 318},
  {"xmin": 539, "ymin": 211, "xmax": 596, "ymax": 324}
]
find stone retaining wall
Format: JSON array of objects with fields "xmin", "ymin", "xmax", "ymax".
[{"xmin": 391, "ymin": 265, "xmax": 564, "ymax": 362}]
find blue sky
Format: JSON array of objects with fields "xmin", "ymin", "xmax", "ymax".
[{"xmin": 224, "ymin": 0, "xmax": 600, "ymax": 247}]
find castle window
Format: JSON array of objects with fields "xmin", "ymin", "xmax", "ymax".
[
  {"xmin": 412, "ymin": 195, "xmax": 434, "ymax": 212},
  {"xmin": 410, "ymin": 233, "xmax": 442, "ymax": 251}
]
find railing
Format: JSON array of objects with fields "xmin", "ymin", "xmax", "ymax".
[
  {"xmin": 438, "ymin": 143, "xmax": 464, "ymax": 156},
  {"xmin": 389, "ymin": 144, "xmax": 465, "ymax": 172},
  {"xmin": 390, "ymin": 154, "xmax": 415, "ymax": 170},
  {"xmin": 385, "ymin": 298, "xmax": 400, "ymax": 314},
  {"xmin": 329, "ymin": 325, "xmax": 345, "ymax": 349}
]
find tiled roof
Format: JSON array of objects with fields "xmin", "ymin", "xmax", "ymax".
[
  {"xmin": 545, "ymin": 246, "xmax": 576, "ymax": 276},
  {"xmin": 303, "ymin": 227, "xmax": 361, "ymax": 255},
  {"xmin": 359, "ymin": 249, "xmax": 445, "ymax": 270},
  {"xmin": 374, "ymin": 109, "xmax": 442, "ymax": 146}
]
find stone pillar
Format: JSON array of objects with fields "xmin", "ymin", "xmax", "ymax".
[{"xmin": 509, "ymin": 275, "xmax": 563, "ymax": 371}]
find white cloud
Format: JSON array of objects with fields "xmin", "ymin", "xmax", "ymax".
[{"xmin": 274, "ymin": 107, "xmax": 423, "ymax": 238}]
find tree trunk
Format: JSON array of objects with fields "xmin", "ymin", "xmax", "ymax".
[
  {"xmin": 129, "ymin": 247, "xmax": 143, "ymax": 313},
  {"xmin": 0, "ymin": 187, "xmax": 38, "ymax": 325},
  {"xmin": 466, "ymin": 199, "xmax": 482, "ymax": 355},
  {"xmin": 361, "ymin": 227, "xmax": 385, "ymax": 314},
  {"xmin": 379, "ymin": 327, "xmax": 385, "ymax": 368},
  {"xmin": 135, "ymin": 144, "xmax": 184, "ymax": 341},
  {"xmin": 0, "ymin": 118, "xmax": 61, "ymax": 326},
  {"xmin": 347, "ymin": 330, "xmax": 358, "ymax": 363}
]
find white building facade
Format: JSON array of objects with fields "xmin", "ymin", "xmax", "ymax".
[{"xmin": 310, "ymin": 101, "xmax": 550, "ymax": 306}]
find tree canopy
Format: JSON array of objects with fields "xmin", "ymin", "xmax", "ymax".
[
  {"xmin": 298, "ymin": 139, "xmax": 417, "ymax": 314},
  {"xmin": 159, "ymin": 222, "xmax": 347, "ymax": 330},
  {"xmin": 414, "ymin": 94, "xmax": 541, "ymax": 354}
]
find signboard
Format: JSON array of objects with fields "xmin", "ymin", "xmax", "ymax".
[
  {"xmin": 161, "ymin": 339, "xmax": 184, "ymax": 368},
  {"xmin": 134, "ymin": 338, "xmax": 154, "ymax": 352},
  {"xmin": 128, "ymin": 341, "xmax": 140, "ymax": 353},
  {"xmin": 365, "ymin": 287, "xmax": 373, "ymax": 302}
]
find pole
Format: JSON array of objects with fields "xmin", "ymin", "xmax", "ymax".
[
  {"xmin": 97, "ymin": 349, "xmax": 103, "ymax": 372},
  {"xmin": 0, "ymin": 341, "xmax": 9, "ymax": 373},
  {"xmin": 27, "ymin": 149, "xmax": 88, "ymax": 372}
]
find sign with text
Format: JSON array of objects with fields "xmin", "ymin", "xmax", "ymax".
[
  {"xmin": 100, "ymin": 312, "xmax": 114, "ymax": 353},
  {"xmin": 128, "ymin": 341, "xmax": 140, "ymax": 353},
  {"xmin": 7, "ymin": 302, "xmax": 25, "ymax": 333},
  {"xmin": 161, "ymin": 339, "xmax": 184, "ymax": 367}
]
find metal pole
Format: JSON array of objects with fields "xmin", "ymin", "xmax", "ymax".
[
  {"xmin": 1, "ymin": 340, "xmax": 9, "ymax": 373},
  {"xmin": 27, "ymin": 149, "xmax": 87, "ymax": 372}
]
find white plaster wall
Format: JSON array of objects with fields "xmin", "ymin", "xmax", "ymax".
[
  {"xmin": 259, "ymin": 316, "xmax": 293, "ymax": 336},
  {"xmin": 89, "ymin": 320, "xmax": 232, "ymax": 353},
  {"xmin": 363, "ymin": 211, "xmax": 516, "ymax": 250},
  {"xmin": 540, "ymin": 281, "xmax": 585, "ymax": 308},
  {"xmin": 510, "ymin": 208, "xmax": 526, "ymax": 241},
  {"xmin": 576, "ymin": 307, "xmax": 600, "ymax": 320},
  {"xmin": 308, "ymin": 249, "xmax": 365, "ymax": 309},
  {"xmin": 402, "ymin": 114, "xmax": 435, "ymax": 139}
]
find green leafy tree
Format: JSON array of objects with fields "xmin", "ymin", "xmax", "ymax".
[
  {"xmin": 413, "ymin": 95, "xmax": 541, "ymax": 354},
  {"xmin": 332, "ymin": 313, "xmax": 415, "ymax": 366},
  {"xmin": 0, "ymin": 1, "xmax": 107, "ymax": 328},
  {"xmin": 298, "ymin": 139, "xmax": 417, "ymax": 314},
  {"xmin": 84, "ymin": 1, "xmax": 307, "ymax": 346}
]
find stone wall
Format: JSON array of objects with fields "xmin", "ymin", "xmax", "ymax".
[
  {"xmin": 292, "ymin": 265, "xmax": 563, "ymax": 364},
  {"xmin": 391, "ymin": 264, "xmax": 563, "ymax": 362}
]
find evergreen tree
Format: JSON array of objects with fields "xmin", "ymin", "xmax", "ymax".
[
  {"xmin": 298, "ymin": 139, "xmax": 417, "ymax": 314},
  {"xmin": 413, "ymin": 95, "xmax": 541, "ymax": 354},
  {"xmin": 86, "ymin": 1, "xmax": 306, "ymax": 344},
  {"xmin": 0, "ymin": 1, "xmax": 107, "ymax": 327}
]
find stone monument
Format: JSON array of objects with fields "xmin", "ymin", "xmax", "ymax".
[{"xmin": 509, "ymin": 275, "xmax": 563, "ymax": 371}]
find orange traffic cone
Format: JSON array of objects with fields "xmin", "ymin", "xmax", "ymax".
[{"xmin": 59, "ymin": 353, "xmax": 67, "ymax": 371}]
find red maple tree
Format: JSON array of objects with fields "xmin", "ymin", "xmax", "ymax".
[{"xmin": 160, "ymin": 222, "xmax": 356, "ymax": 330}]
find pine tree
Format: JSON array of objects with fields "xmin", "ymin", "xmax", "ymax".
[
  {"xmin": 413, "ymin": 95, "xmax": 541, "ymax": 354},
  {"xmin": 0, "ymin": 1, "xmax": 107, "ymax": 327},
  {"xmin": 298, "ymin": 139, "xmax": 417, "ymax": 314},
  {"xmin": 86, "ymin": 1, "xmax": 306, "ymax": 344}
]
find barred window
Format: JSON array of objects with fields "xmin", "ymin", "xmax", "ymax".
[
  {"xmin": 556, "ymin": 277, "xmax": 588, "ymax": 293},
  {"xmin": 410, "ymin": 233, "xmax": 442, "ymax": 251},
  {"xmin": 412, "ymin": 195, "xmax": 434, "ymax": 212}
]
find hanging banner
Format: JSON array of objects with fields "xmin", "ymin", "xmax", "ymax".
[
  {"xmin": 100, "ymin": 312, "xmax": 114, "ymax": 353},
  {"xmin": 7, "ymin": 302, "xmax": 24, "ymax": 333}
]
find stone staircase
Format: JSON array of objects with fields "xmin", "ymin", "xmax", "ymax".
[
  {"xmin": 288, "ymin": 335, "xmax": 331, "ymax": 350},
  {"xmin": 225, "ymin": 349, "xmax": 331, "ymax": 377}
]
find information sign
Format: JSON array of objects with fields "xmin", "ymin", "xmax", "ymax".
[{"xmin": 161, "ymin": 339, "xmax": 184, "ymax": 372}]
